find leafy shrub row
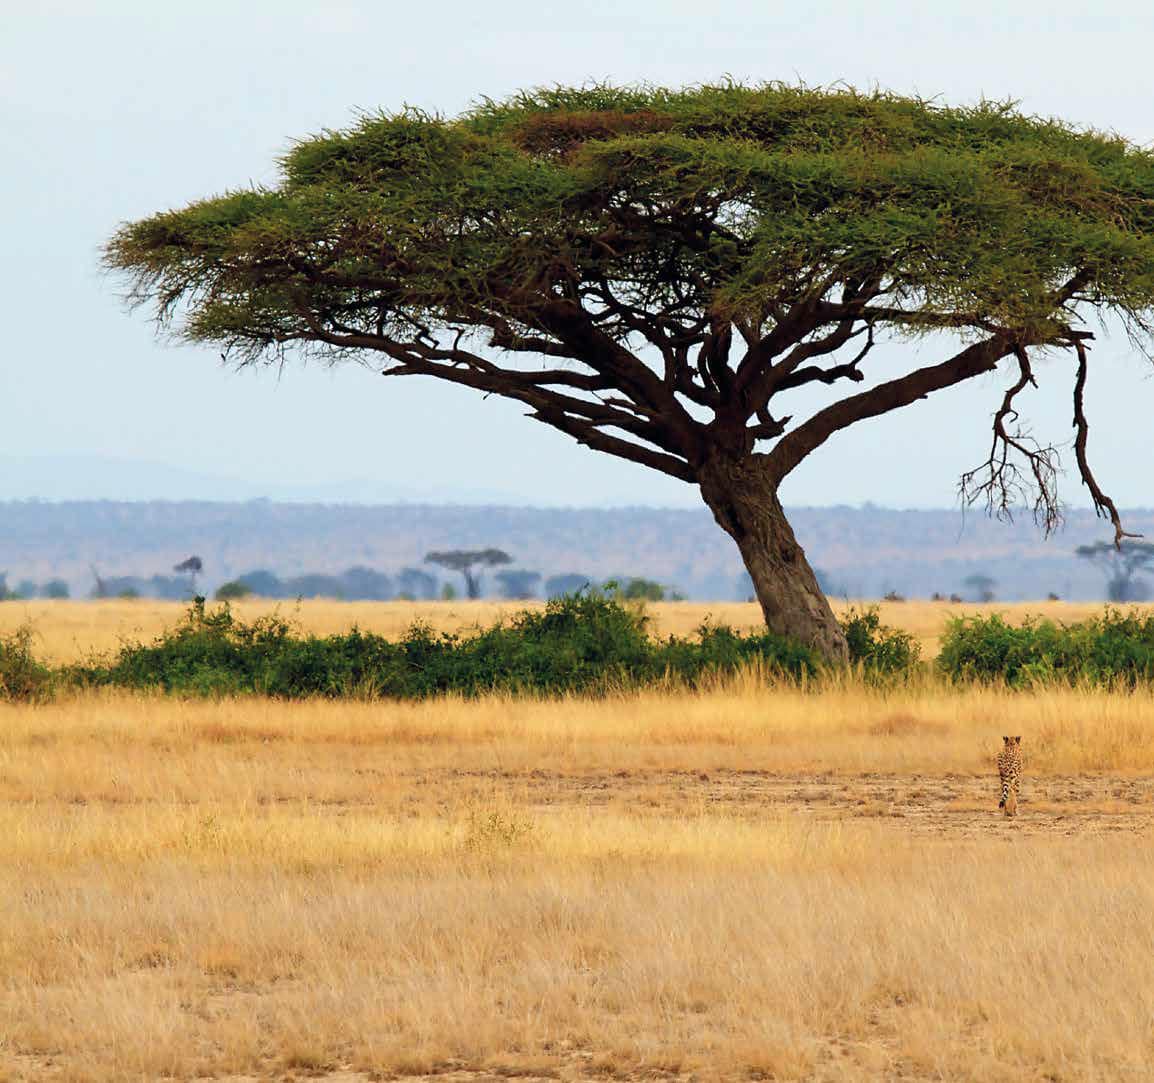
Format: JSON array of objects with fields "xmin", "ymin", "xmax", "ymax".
[
  {"xmin": 66, "ymin": 593, "xmax": 828, "ymax": 699},
  {"xmin": 937, "ymin": 608, "xmax": 1154, "ymax": 687},
  {"xmin": 0, "ymin": 593, "xmax": 914, "ymax": 702}
]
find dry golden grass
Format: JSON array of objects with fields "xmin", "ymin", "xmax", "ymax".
[
  {"xmin": 4, "ymin": 679, "xmax": 1154, "ymax": 1080},
  {"xmin": 5, "ymin": 596, "xmax": 1151, "ymax": 664},
  {"xmin": 5, "ymin": 600, "xmax": 1154, "ymax": 1078}
]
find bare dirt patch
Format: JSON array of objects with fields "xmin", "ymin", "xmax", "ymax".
[{"xmin": 437, "ymin": 767, "xmax": 1154, "ymax": 841}]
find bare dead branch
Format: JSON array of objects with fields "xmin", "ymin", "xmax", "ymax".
[
  {"xmin": 959, "ymin": 345, "xmax": 1062, "ymax": 533},
  {"xmin": 1073, "ymin": 339, "xmax": 1142, "ymax": 548}
]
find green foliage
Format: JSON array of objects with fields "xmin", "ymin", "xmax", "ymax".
[
  {"xmin": 215, "ymin": 580, "xmax": 253, "ymax": 601},
  {"xmin": 107, "ymin": 82, "xmax": 1154, "ymax": 359},
  {"xmin": 840, "ymin": 607, "xmax": 921, "ymax": 676},
  {"xmin": 607, "ymin": 577, "xmax": 668, "ymax": 602},
  {"xmin": 0, "ymin": 625, "xmax": 53, "ymax": 702},
  {"xmin": 67, "ymin": 592, "xmax": 819, "ymax": 699},
  {"xmin": 937, "ymin": 608, "xmax": 1154, "ymax": 687},
  {"xmin": 22, "ymin": 596, "xmax": 1154, "ymax": 698}
]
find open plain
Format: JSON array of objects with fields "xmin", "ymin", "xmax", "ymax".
[{"xmin": 3, "ymin": 601, "xmax": 1154, "ymax": 1081}]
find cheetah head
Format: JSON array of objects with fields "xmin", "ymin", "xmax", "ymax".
[{"xmin": 1002, "ymin": 736, "xmax": 1022, "ymax": 746}]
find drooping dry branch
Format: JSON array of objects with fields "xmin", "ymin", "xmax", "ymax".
[
  {"xmin": 1073, "ymin": 339, "xmax": 1141, "ymax": 548},
  {"xmin": 959, "ymin": 345, "xmax": 1062, "ymax": 533}
]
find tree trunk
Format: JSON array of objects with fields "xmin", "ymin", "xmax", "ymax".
[
  {"xmin": 698, "ymin": 452, "xmax": 848, "ymax": 663},
  {"xmin": 463, "ymin": 569, "xmax": 480, "ymax": 599}
]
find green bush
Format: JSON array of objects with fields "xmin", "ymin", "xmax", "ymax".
[
  {"xmin": 0, "ymin": 625, "xmax": 53, "ymax": 702},
  {"xmin": 841, "ymin": 607, "xmax": 921, "ymax": 676},
  {"xmin": 70, "ymin": 591, "xmax": 821, "ymax": 699},
  {"xmin": 937, "ymin": 608, "xmax": 1154, "ymax": 687},
  {"xmin": 215, "ymin": 580, "xmax": 252, "ymax": 601}
]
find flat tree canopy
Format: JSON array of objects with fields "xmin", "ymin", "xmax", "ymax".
[
  {"xmin": 106, "ymin": 83, "xmax": 1154, "ymax": 659},
  {"xmin": 425, "ymin": 548, "xmax": 512, "ymax": 599}
]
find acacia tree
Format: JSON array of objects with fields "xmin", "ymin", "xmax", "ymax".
[
  {"xmin": 173, "ymin": 555, "xmax": 203, "ymax": 595},
  {"xmin": 963, "ymin": 573, "xmax": 997, "ymax": 603},
  {"xmin": 106, "ymin": 84, "xmax": 1154, "ymax": 660},
  {"xmin": 425, "ymin": 548, "xmax": 512, "ymax": 599},
  {"xmin": 1076, "ymin": 540, "xmax": 1154, "ymax": 601}
]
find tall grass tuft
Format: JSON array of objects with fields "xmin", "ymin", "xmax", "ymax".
[{"xmin": 0, "ymin": 624, "xmax": 53, "ymax": 702}]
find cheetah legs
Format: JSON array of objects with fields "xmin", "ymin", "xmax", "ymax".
[{"xmin": 1000, "ymin": 776, "xmax": 1019, "ymax": 817}]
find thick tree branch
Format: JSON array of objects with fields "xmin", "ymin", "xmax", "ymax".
[
  {"xmin": 288, "ymin": 304, "xmax": 696, "ymax": 475},
  {"xmin": 731, "ymin": 273, "xmax": 886, "ymax": 413},
  {"xmin": 768, "ymin": 323, "xmax": 875, "ymax": 395},
  {"xmin": 764, "ymin": 334, "xmax": 1016, "ymax": 484},
  {"xmin": 526, "ymin": 405, "xmax": 697, "ymax": 482}
]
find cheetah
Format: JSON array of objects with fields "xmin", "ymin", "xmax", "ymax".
[{"xmin": 997, "ymin": 735, "xmax": 1022, "ymax": 817}]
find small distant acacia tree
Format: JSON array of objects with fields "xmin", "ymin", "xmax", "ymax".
[
  {"xmin": 963, "ymin": 573, "xmax": 997, "ymax": 603},
  {"xmin": 1076, "ymin": 540, "xmax": 1154, "ymax": 601},
  {"xmin": 425, "ymin": 548, "xmax": 512, "ymax": 599},
  {"xmin": 107, "ymin": 83, "xmax": 1154, "ymax": 660},
  {"xmin": 173, "ymin": 555, "xmax": 203, "ymax": 595}
]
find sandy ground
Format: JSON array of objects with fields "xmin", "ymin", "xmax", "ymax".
[{"xmin": 384, "ymin": 764, "xmax": 1154, "ymax": 841}]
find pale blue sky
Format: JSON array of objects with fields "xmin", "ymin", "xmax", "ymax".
[{"xmin": 4, "ymin": 1, "xmax": 1154, "ymax": 508}]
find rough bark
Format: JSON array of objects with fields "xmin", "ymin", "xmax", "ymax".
[{"xmin": 698, "ymin": 452, "xmax": 848, "ymax": 663}]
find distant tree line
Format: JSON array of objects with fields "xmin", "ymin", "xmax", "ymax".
[
  {"xmin": 2, "ymin": 549, "xmax": 687, "ymax": 605},
  {"xmin": 218, "ymin": 566, "xmax": 431, "ymax": 601},
  {"xmin": 0, "ymin": 574, "xmax": 70, "ymax": 600},
  {"xmin": 214, "ymin": 566, "xmax": 684, "ymax": 603},
  {"xmin": 98, "ymin": 575, "xmax": 193, "ymax": 600}
]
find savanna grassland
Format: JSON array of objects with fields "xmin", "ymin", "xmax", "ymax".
[{"xmin": 3, "ymin": 601, "xmax": 1154, "ymax": 1081}]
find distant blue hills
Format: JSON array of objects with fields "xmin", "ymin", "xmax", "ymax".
[{"xmin": 1, "ymin": 491, "xmax": 1148, "ymax": 603}]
